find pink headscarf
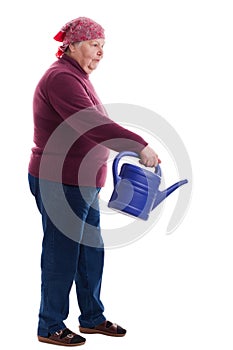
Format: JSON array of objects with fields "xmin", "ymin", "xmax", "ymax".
[{"xmin": 54, "ymin": 17, "xmax": 105, "ymax": 58}]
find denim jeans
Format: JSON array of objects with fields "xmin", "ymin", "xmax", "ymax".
[{"xmin": 28, "ymin": 174, "xmax": 106, "ymax": 337}]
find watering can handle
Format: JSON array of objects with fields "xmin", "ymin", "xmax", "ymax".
[{"xmin": 112, "ymin": 151, "xmax": 161, "ymax": 186}]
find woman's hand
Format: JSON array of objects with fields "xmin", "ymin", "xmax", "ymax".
[{"xmin": 139, "ymin": 145, "xmax": 160, "ymax": 167}]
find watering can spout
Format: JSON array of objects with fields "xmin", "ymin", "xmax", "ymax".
[{"xmin": 152, "ymin": 179, "xmax": 188, "ymax": 209}]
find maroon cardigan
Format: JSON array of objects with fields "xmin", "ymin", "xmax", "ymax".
[{"xmin": 28, "ymin": 54, "xmax": 148, "ymax": 186}]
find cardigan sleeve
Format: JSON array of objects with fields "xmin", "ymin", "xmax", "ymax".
[{"xmin": 47, "ymin": 72, "xmax": 148, "ymax": 153}]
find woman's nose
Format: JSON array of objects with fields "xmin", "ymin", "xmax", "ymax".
[{"xmin": 97, "ymin": 48, "xmax": 103, "ymax": 57}]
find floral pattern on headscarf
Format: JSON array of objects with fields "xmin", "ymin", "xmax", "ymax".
[{"xmin": 54, "ymin": 17, "xmax": 105, "ymax": 58}]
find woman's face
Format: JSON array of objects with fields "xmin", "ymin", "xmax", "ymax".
[{"xmin": 69, "ymin": 39, "xmax": 105, "ymax": 74}]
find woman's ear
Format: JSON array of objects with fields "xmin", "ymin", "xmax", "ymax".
[{"xmin": 68, "ymin": 43, "xmax": 76, "ymax": 52}]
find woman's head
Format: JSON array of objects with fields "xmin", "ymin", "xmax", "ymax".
[
  {"xmin": 54, "ymin": 17, "xmax": 105, "ymax": 73},
  {"xmin": 65, "ymin": 39, "xmax": 104, "ymax": 74}
]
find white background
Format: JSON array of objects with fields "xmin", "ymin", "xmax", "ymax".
[{"xmin": 1, "ymin": 0, "xmax": 233, "ymax": 349}]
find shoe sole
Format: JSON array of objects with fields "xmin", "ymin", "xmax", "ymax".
[
  {"xmin": 38, "ymin": 336, "xmax": 86, "ymax": 346},
  {"xmin": 79, "ymin": 327, "xmax": 126, "ymax": 337}
]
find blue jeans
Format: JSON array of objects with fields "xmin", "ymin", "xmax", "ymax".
[{"xmin": 28, "ymin": 174, "xmax": 106, "ymax": 337}]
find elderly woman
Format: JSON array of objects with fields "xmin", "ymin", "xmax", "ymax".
[{"xmin": 28, "ymin": 17, "xmax": 159, "ymax": 346}]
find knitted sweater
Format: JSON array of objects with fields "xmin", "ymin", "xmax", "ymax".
[{"xmin": 28, "ymin": 54, "xmax": 148, "ymax": 186}]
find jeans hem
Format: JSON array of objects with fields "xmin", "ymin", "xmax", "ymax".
[{"xmin": 79, "ymin": 314, "xmax": 106, "ymax": 329}]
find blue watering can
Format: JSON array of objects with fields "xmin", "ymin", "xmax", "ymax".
[{"xmin": 108, "ymin": 151, "xmax": 188, "ymax": 220}]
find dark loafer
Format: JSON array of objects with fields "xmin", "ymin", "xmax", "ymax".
[
  {"xmin": 79, "ymin": 320, "xmax": 126, "ymax": 337},
  {"xmin": 38, "ymin": 328, "xmax": 86, "ymax": 346}
]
